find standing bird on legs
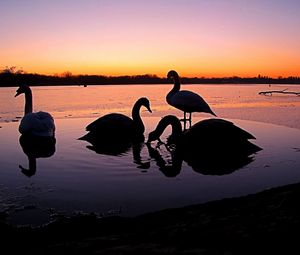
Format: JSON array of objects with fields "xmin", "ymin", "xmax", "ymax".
[{"xmin": 166, "ymin": 70, "xmax": 216, "ymax": 128}]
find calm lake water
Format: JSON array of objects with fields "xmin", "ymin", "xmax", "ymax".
[{"xmin": 0, "ymin": 84, "xmax": 300, "ymax": 225}]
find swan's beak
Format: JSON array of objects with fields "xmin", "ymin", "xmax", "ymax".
[
  {"xmin": 15, "ymin": 91, "xmax": 21, "ymax": 97},
  {"xmin": 167, "ymin": 73, "xmax": 174, "ymax": 79},
  {"xmin": 146, "ymin": 135, "xmax": 152, "ymax": 144},
  {"xmin": 146, "ymin": 139, "xmax": 152, "ymax": 144}
]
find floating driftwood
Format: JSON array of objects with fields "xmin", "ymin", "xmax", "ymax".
[{"xmin": 259, "ymin": 88, "xmax": 300, "ymax": 96}]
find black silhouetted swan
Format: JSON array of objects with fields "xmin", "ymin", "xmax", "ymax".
[
  {"xmin": 80, "ymin": 97, "xmax": 152, "ymax": 142},
  {"xmin": 147, "ymin": 115, "xmax": 262, "ymax": 157},
  {"xmin": 15, "ymin": 85, "xmax": 55, "ymax": 137},
  {"xmin": 166, "ymin": 70, "xmax": 216, "ymax": 124}
]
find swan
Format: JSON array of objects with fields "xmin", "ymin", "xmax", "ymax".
[
  {"xmin": 147, "ymin": 115, "xmax": 262, "ymax": 157},
  {"xmin": 15, "ymin": 85, "xmax": 55, "ymax": 137},
  {"xmin": 166, "ymin": 70, "xmax": 216, "ymax": 124},
  {"xmin": 80, "ymin": 97, "xmax": 152, "ymax": 142}
]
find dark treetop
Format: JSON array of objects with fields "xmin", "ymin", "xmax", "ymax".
[{"xmin": 1, "ymin": 68, "xmax": 300, "ymax": 87}]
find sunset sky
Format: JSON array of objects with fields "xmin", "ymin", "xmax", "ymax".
[{"xmin": 1, "ymin": 0, "xmax": 300, "ymax": 77}]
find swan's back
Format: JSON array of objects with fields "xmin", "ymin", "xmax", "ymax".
[
  {"xmin": 182, "ymin": 118, "xmax": 261, "ymax": 154},
  {"xmin": 84, "ymin": 113, "xmax": 143, "ymax": 142},
  {"xmin": 19, "ymin": 111, "xmax": 55, "ymax": 137},
  {"xmin": 186, "ymin": 118, "xmax": 255, "ymax": 140},
  {"xmin": 168, "ymin": 90, "xmax": 213, "ymax": 113},
  {"xmin": 86, "ymin": 113, "xmax": 133, "ymax": 132}
]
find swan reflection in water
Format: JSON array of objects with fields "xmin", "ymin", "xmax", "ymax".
[
  {"xmin": 146, "ymin": 142, "xmax": 183, "ymax": 177},
  {"xmin": 19, "ymin": 135, "xmax": 56, "ymax": 177},
  {"xmin": 147, "ymin": 115, "xmax": 262, "ymax": 176},
  {"xmin": 146, "ymin": 142, "xmax": 255, "ymax": 177},
  {"xmin": 79, "ymin": 135, "xmax": 150, "ymax": 169}
]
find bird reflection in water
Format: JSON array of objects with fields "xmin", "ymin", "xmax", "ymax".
[
  {"xmin": 19, "ymin": 135, "xmax": 56, "ymax": 177},
  {"xmin": 79, "ymin": 135, "xmax": 150, "ymax": 169},
  {"xmin": 147, "ymin": 115, "xmax": 262, "ymax": 176},
  {"xmin": 146, "ymin": 142, "xmax": 182, "ymax": 177},
  {"xmin": 147, "ymin": 141, "xmax": 255, "ymax": 176}
]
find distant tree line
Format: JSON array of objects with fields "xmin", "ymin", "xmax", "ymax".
[{"xmin": 1, "ymin": 66, "xmax": 300, "ymax": 87}]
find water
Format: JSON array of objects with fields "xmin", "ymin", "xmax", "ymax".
[
  {"xmin": 0, "ymin": 84, "xmax": 300, "ymax": 225},
  {"xmin": 1, "ymin": 84, "xmax": 300, "ymax": 128}
]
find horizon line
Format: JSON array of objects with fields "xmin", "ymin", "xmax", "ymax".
[{"xmin": 1, "ymin": 69, "xmax": 300, "ymax": 80}]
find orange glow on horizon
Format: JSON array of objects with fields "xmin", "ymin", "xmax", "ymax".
[
  {"xmin": 1, "ymin": 1, "xmax": 300, "ymax": 79},
  {"xmin": 3, "ymin": 40, "xmax": 299, "ymax": 78},
  {"xmin": 8, "ymin": 66, "xmax": 299, "ymax": 79}
]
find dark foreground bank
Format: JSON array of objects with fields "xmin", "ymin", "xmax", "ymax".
[{"xmin": 2, "ymin": 182, "xmax": 300, "ymax": 254}]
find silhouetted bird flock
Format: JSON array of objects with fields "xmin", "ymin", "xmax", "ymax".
[{"xmin": 15, "ymin": 70, "xmax": 262, "ymax": 177}]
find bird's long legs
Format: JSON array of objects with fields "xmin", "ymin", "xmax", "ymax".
[
  {"xmin": 180, "ymin": 112, "xmax": 192, "ymax": 130},
  {"xmin": 179, "ymin": 112, "xmax": 187, "ymax": 122}
]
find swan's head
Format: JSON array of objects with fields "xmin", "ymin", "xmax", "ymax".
[
  {"xmin": 15, "ymin": 85, "xmax": 30, "ymax": 97},
  {"xmin": 147, "ymin": 115, "xmax": 182, "ymax": 144},
  {"xmin": 147, "ymin": 130, "xmax": 160, "ymax": 143},
  {"xmin": 139, "ymin": 97, "xmax": 152, "ymax": 113},
  {"xmin": 167, "ymin": 70, "xmax": 179, "ymax": 79}
]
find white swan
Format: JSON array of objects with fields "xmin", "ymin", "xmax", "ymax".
[
  {"xmin": 15, "ymin": 85, "xmax": 55, "ymax": 137},
  {"xmin": 80, "ymin": 97, "xmax": 152, "ymax": 142},
  {"xmin": 166, "ymin": 70, "xmax": 216, "ymax": 123}
]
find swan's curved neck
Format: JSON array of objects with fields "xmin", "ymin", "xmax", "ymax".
[
  {"xmin": 147, "ymin": 143, "xmax": 183, "ymax": 177},
  {"xmin": 28, "ymin": 156, "xmax": 37, "ymax": 172},
  {"xmin": 132, "ymin": 101, "xmax": 144, "ymax": 133},
  {"xmin": 166, "ymin": 76, "xmax": 181, "ymax": 103},
  {"xmin": 155, "ymin": 116, "xmax": 183, "ymax": 139},
  {"xmin": 24, "ymin": 89, "xmax": 33, "ymax": 115},
  {"xmin": 19, "ymin": 156, "xmax": 37, "ymax": 177},
  {"xmin": 170, "ymin": 76, "xmax": 181, "ymax": 93}
]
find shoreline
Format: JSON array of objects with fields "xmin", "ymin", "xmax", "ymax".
[{"xmin": 1, "ymin": 82, "xmax": 300, "ymax": 88}]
